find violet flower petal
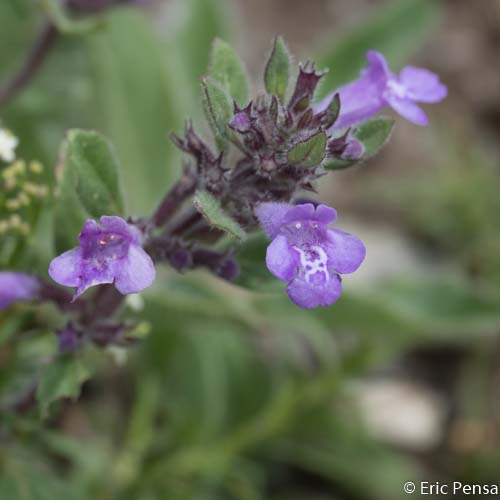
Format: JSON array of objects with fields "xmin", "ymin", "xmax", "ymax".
[
  {"xmin": 283, "ymin": 203, "xmax": 316, "ymax": 224},
  {"xmin": 255, "ymin": 202, "xmax": 294, "ymax": 239},
  {"xmin": 326, "ymin": 228, "xmax": 366, "ymax": 274},
  {"xmin": 316, "ymin": 50, "xmax": 446, "ymax": 130},
  {"xmin": 316, "ymin": 50, "xmax": 389, "ymax": 129},
  {"xmin": 74, "ymin": 264, "xmax": 115, "ymax": 301},
  {"xmin": 287, "ymin": 273, "xmax": 342, "ymax": 309},
  {"xmin": 48, "ymin": 247, "xmax": 83, "ymax": 287},
  {"xmin": 100, "ymin": 215, "xmax": 141, "ymax": 243},
  {"xmin": 0, "ymin": 272, "xmax": 41, "ymax": 310},
  {"xmin": 313, "ymin": 204, "xmax": 338, "ymax": 224},
  {"xmin": 385, "ymin": 95, "xmax": 428, "ymax": 126},
  {"xmin": 399, "ymin": 66, "xmax": 448, "ymax": 103},
  {"xmin": 114, "ymin": 245, "xmax": 156, "ymax": 294},
  {"xmin": 49, "ymin": 216, "xmax": 155, "ymax": 300},
  {"xmin": 266, "ymin": 235, "xmax": 299, "ymax": 282}
]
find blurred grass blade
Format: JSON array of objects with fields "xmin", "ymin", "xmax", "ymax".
[
  {"xmin": 167, "ymin": 0, "xmax": 231, "ymax": 87},
  {"xmin": 317, "ymin": 0, "xmax": 440, "ymax": 98},
  {"xmin": 86, "ymin": 9, "xmax": 184, "ymax": 214}
]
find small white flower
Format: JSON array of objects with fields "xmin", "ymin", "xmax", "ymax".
[
  {"xmin": 0, "ymin": 128, "xmax": 19, "ymax": 163},
  {"xmin": 125, "ymin": 293, "xmax": 144, "ymax": 311}
]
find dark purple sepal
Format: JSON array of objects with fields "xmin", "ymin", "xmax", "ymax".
[{"xmin": 288, "ymin": 64, "xmax": 325, "ymax": 113}]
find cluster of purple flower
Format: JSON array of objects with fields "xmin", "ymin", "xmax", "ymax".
[{"xmin": 0, "ymin": 48, "xmax": 446, "ymax": 328}]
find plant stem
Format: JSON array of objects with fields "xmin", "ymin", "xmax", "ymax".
[
  {"xmin": 0, "ymin": 23, "xmax": 59, "ymax": 107},
  {"xmin": 152, "ymin": 171, "xmax": 198, "ymax": 228}
]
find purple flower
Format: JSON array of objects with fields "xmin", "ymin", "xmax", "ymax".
[
  {"xmin": 0, "ymin": 272, "xmax": 41, "ymax": 310},
  {"xmin": 49, "ymin": 216, "xmax": 155, "ymax": 301},
  {"xmin": 256, "ymin": 203, "xmax": 365, "ymax": 309},
  {"xmin": 316, "ymin": 51, "xmax": 447, "ymax": 128}
]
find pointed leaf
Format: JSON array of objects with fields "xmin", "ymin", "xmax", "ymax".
[
  {"xmin": 323, "ymin": 118, "xmax": 394, "ymax": 170},
  {"xmin": 193, "ymin": 190, "xmax": 246, "ymax": 240},
  {"xmin": 288, "ymin": 131, "xmax": 327, "ymax": 168},
  {"xmin": 201, "ymin": 77, "xmax": 233, "ymax": 151},
  {"xmin": 353, "ymin": 117, "xmax": 394, "ymax": 158},
  {"xmin": 209, "ymin": 38, "xmax": 249, "ymax": 106},
  {"xmin": 264, "ymin": 36, "xmax": 290, "ymax": 102}
]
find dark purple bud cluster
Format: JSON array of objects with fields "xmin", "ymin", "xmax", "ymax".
[{"xmin": 168, "ymin": 67, "xmax": 348, "ymax": 235}]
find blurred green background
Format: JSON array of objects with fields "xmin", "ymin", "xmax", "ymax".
[{"xmin": 1, "ymin": 0, "xmax": 500, "ymax": 498}]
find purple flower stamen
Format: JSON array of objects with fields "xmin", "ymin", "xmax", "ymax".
[
  {"xmin": 256, "ymin": 202, "xmax": 365, "ymax": 309},
  {"xmin": 49, "ymin": 216, "xmax": 155, "ymax": 301}
]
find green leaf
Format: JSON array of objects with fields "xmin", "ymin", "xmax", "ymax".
[
  {"xmin": 288, "ymin": 131, "xmax": 327, "ymax": 168},
  {"xmin": 5, "ymin": 0, "xmax": 31, "ymax": 17},
  {"xmin": 53, "ymin": 129, "xmax": 125, "ymax": 253},
  {"xmin": 317, "ymin": 0, "xmax": 440, "ymax": 98},
  {"xmin": 323, "ymin": 118, "xmax": 394, "ymax": 170},
  {"xmin": 326, "ymin": 93, "xmax": 341, "ymax": 122},
  {"xmin": 86, "ymin": 9, "xmax": 184, "ymax": 214},
  {"xmin": 0, "ymin": 456, "xmax": 87, "ymax": 500},
  {"xmin": 193, "ymin": 190, "xmax": 245, "ymax": 240},
  {"xmin": 209, "ymin": 38, "xmax": 249, "ymax": 106},
  {"xmin": 264, "ymin": 36, "xmax": 290, "ymax": 102},
  {"xmin": 354, "ymin": 117, "xmax": 394, "ymax": 157},
  {"xmin": 201, "ymin": 77, "xmax": 233, "ymax": 150},
  {"xmin": 168, "ymin": 0, "xmax": 231, "ymax": 96},
  {"xmin": 36, "ymin": 356, "xmax": 91, "ymax": 416}
]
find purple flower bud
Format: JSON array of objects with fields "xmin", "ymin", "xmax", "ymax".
[
  {"xmin": 0, "ymin": 272, "xmax": 41, "ymax": 310},
  {"xmin": 316, "ymin": 51, "xmax": 447, "ymax": 129},
  {"xmin": 216, "ymin": 258, "xmax": 240, "ymax": 282},
  {"xmin": 49, "ymin": 216, "xmax": 156, "ymax": 301},
  {"xmin": 289, "ymin": 65, "xmax": 325, "ymax": 112},
  {"xmin": 256, "ymin": 203, "xmax": 365, "ymax": 309},
  {"xmin": 57, "ymin": 325, "xmax": 82, "ymax": 354},
  {"xmin": 169, "ymin": 248, "xmax": 193, "ymax": 271},
  {"xmin": 341, "ymin": 137, "xmax": 364, "ymax": 160},
  {"xmin": 229, "ymin": 111, "xmax": 252, "ymax": 133}
]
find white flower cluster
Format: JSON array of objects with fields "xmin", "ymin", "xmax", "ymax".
[{"xmin": 0, "ymin": 128, "xmax": 19, "ymax": 163}]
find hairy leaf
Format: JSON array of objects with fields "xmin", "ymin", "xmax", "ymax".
[
  {"xmin": 53, "ymin": 129, "xmax": 125, "ymax": 252},
  {"xmin": 193, "ymin": 190, "xmax": 245, "ymax": 240},
  {"xmin": 288, "ymin": 131, "xmax": 327, "ymax": 168},
  {"xmin": 264, "ymin": 36, "xmax": 290, "ymax": 103},
  {"xmin": 209, "ymin": 38, "xmax": 249, "ymax": 106}
]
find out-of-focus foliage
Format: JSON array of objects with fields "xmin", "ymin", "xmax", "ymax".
[{"xmin": 316, "ymin": 0, "xmax": 441, "ymax": 97}]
